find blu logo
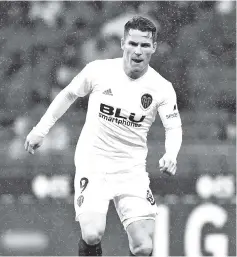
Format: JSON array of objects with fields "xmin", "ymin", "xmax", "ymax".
[{"xmin": 100, "ymin": 103, "xmax": 145, "ymax": 123}]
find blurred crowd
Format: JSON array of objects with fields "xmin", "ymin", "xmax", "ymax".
[{"xmin": 0, "ymin": 1, "xmax": 235, "ymax": 160}]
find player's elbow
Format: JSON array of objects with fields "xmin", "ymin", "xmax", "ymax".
[
  {"xmin": 165, "ymin": 125, "xmax": 183, "ymax": 135},
  {"xmin": 63, "ymin": 89, "xmax": 78, "ymax": 102}
]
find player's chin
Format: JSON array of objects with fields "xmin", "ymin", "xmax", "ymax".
[{"xmin": 131, "ymin": 64, "xmax": 145, "ymax": 73}]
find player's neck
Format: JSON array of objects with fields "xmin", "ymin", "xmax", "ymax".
[{"xmin": 123, "ymin": 60, "xmax": 148, "ymax": 80}]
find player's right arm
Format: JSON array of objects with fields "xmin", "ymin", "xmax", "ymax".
[{"xmin": 25, "ymin": 62, "xmax": 94, "ymax": 154}]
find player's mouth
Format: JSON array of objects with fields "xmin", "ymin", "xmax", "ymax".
[{"xmin": 132, "ymin": 59, "xmax": 143, "ymax": 64}]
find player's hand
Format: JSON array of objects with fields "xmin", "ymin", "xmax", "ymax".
[
  {"xmin": 159, "ymin": 153, "xmax": 177, "ymax": 176},
  {"xmin": 24, "ymin": 130, "xmax": 44, "ymax": 155}
]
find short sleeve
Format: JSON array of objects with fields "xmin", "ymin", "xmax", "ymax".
[
  {"xmin": 66, "ymin": 62, "xmax": 94, "ymax": 97},
  {"xmin": 158, "ymin": 83, "xmax": 182, "ymax": 129}
]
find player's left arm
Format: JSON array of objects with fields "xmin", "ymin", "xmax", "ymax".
[{"xmin": 157, "ymin": 83, "xmax": 182, "ymax": 175}]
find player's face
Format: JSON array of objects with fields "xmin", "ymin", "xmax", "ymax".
[{"xmin": 121, "ymin": 29, "xmax": 157, "ymax": 78}]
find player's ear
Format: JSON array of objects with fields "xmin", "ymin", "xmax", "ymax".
[
  {"xmin": 121, "ymin": 38, "xmax": 125, "ymax": 50},
  {"xmin": 151, "ymin": 42, "xmax": 157, "ymax": 54}
]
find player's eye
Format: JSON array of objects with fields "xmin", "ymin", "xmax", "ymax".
[
  {"xmin": 129, "ymin": 41, "xmax": 138, "ymax": 46},
  {"xmin": 141, "ymin": 44, "xmax": 151, "ymax": 48}
]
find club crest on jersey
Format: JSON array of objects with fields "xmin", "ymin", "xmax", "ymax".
[
  {"xmin": 141, "ymin": 93, "xmax": 152, "ymax": 110},
  {"xmin": 77, "ymin": 195, "xmax": 84, "ymax": 207},
  {"xmin": 146, "ymin": 189, "xmax": 155, "ymax": 205}
]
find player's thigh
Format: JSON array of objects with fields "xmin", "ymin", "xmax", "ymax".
[
  {"xmin": 113, "ymin": 169, "xmax": 158, "ymax": 230},
  {"xmin": 126, "ymin": 219, "xmax": 155, "ymax": 249},
  {"xmin": 114, "ymin": 193, "xmax": 157, "ymax": 229}
]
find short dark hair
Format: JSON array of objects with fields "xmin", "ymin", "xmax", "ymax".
[{"xmin": 124, "ymin": 16, "xmax": 157, "ymax": 42}]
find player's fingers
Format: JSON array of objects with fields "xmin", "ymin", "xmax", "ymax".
[
  {"xmin": 29, "ymin": 146, "xmax": 35, "ymax": 155},
  {"xmin": 170, "ymin": 165, "xmax": 177, "ymax": 175},
  {"xmin": 160, "ymin": 165, "xmax": 166, "ymax": 172},
  {"xmin": 162, "ymin": 165, "xmax": 176, "ymax": 176},
  {"xmin": 160, "ymin": 159, "xmax": 171, "ymax": 172},
  {"xmin": 26, "ymin": 141, "xmax": 31, "ymax": 153},
  {"xmin": 29, "ymin": 143, "xmax": 35, "ymax": 154},
  {"xmin": 26, "ymin": 142, "xmax": 35, "ymax": 154},
  {"xmin": 166, "ymin": 161, "xmax": 174, "ymax": 172},
  {"xmin": 160, "ymin": 163, "xmax": 168, "ymax": 172},
  {"xmin": 24, "ymin": 140, "xmax": 28, "ymax": 151},
  {"xmin": 33, "ymin": 143, "xmax": 40, "ymax": 150},
  {"xmin": 162, "ymin": 160, "xmax": 176, "ymax": 174},
  {"xmin": 159, "ymin": 158, "xmax": 165, "ymax": 168},
  {"xmin": 163, "ymin": 170, "xmax": 172, "ymax": 176}
]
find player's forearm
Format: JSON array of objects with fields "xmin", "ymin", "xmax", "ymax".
[
  {"xmin": 33, "ymin": 89, "xmax": 78, "ymax": 137},
  {"xmin": 165, "ymin": 126, "xmax": 182, "ymax": 159}
]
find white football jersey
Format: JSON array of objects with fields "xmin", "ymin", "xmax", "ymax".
[{"xmin": 66, "ymin": 58, "xmax": 182, "ymax": 172}]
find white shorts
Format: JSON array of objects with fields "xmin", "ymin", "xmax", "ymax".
[{"xmin": 74, "ymin": 161, "xmax": 158, "ymax": 229}]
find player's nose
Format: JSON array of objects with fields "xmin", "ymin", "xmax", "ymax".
[{"xmin": 135, "ymin": 46, "xmax": 142, "ymax": 55}]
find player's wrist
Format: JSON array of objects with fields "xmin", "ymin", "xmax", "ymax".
[
  {"xmin": 164, "ymin": 152, "xmax": 177, "ymax": 162},
  {"xmin": 31, "ymin": 126, "xmax": 47, "ymax": 138}
]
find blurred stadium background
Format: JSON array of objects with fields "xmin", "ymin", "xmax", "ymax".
[{"xmin": 0, "ymin": 1, "xmax": 236, "ymax": 256}]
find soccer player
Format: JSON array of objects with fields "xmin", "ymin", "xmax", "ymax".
[{"xmin": 25, "ymin": 16, "xmax": 182, "ymax": 256}]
